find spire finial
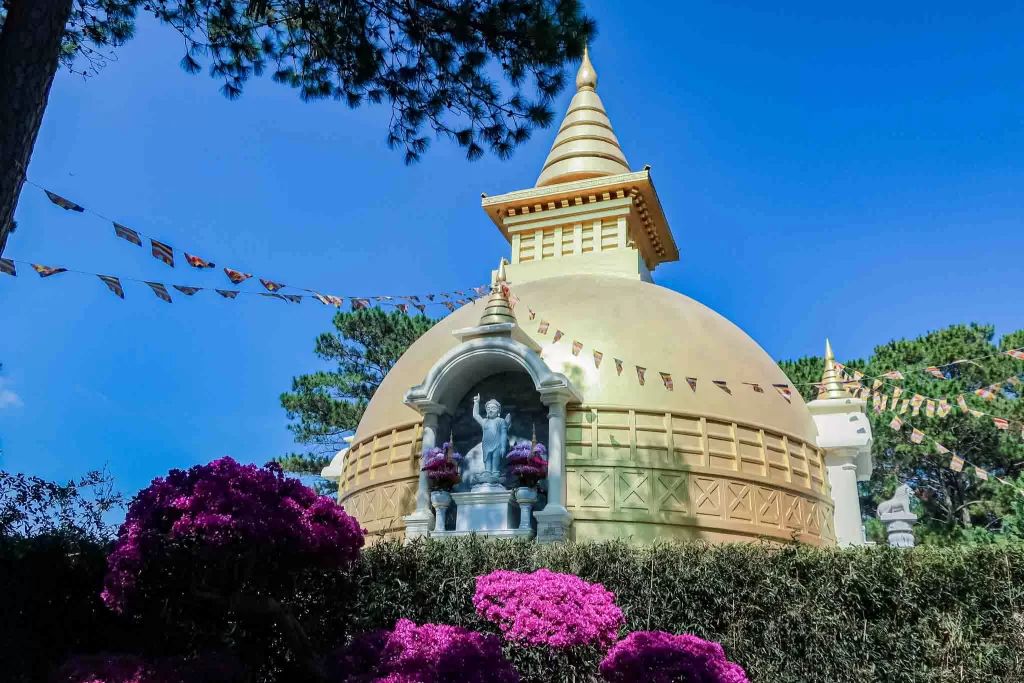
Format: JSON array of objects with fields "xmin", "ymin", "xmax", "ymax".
[
  {"xmin": 479, "ymin": 258, "xmax": 517, "ymax": 326},
  {"xmin": 575, "ymin": 43, "xmax": 597, "ymax": 91},
  {"xmin": 819, "ymin": 338, "xmax": 847, "ymax": 400}
]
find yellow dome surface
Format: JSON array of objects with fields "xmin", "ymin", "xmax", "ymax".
[{"xmin": 356, "ymin": 274, "xmax": 816, "ymax": 445}]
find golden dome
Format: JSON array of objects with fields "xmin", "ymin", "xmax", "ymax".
[
  {"xmin": 535, "ymin": 47, "xmax": 631, "ymax": 187},
  {"xmin": 355, "ymin": 274, "xmax": 816, "ymax": 444}
]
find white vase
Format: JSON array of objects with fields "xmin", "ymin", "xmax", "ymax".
[
  {"xmin": 514, "ymin": 486, "xmax": 538, "ymax": 531},
  {"xmin": 430, "ymin": 490, "xmax": 452, "ymax": 533}
]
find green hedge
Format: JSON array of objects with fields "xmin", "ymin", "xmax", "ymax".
[
  {"xmin": 302, "ymin": 538, "xmax": 1024, "ymax": 683},
  {"xmin": 6, "ymin": 537, "xmax": 1024, "ymax": 682}
]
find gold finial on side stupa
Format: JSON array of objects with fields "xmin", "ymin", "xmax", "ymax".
[
  {"xmin": 818, "ymin": 338, "xmax": 848, "ymax": 400},
  {"xmin": 478, "ymin": 258, "xmax": 517, "ymax": 326},
  {"xmin": 576, "ymin": 43, "xmax": 597, "ymax": 91}
]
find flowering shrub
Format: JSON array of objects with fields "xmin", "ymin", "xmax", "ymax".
[
  {"xmin": 328, "ymin": 619, "xmax": 518, "ymax": 683},
  {"xmin": 473, "ymin": 569, "xmax": 624, "ymax": 648},
  {"xmin": 506, "ymin": 443, "xmax": 548, "ymax": 488},
  {"xmin": 102, "ymin": 457, "xmax": 364, "ymax": 613},
  {"xmin": 52, "ymin": 654, "xmax": 243, "ymax": 683},
  {"xmin": 598, "ymin": 631, "xmax": 749, "ymax": 683},
  {"xmin": 421, "ymin": 442, "xmax": 464, "ymax": 491}
]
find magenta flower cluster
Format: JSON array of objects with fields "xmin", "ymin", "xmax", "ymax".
[
  {"xmin": 329, "ymin": 618, "xmax": 519, "ymax": 683},
  {"xmin": 52, "ymin": 654, "xmax": 242, "ymax": 683},
  {"xmin": 598, "ymin": 631, "xmax": 749, "ymax": 683},
  {"xmin": 101, "ymin": 457, "xmax": 364, "ymax": 613},
  {"xmin": 473, "ymin": 569, "xmax": 624, "ymax": 648},
  {"xmin": 421, "ymin": 442, "xmax": 464, "ymax": 491},
  {"xmin": 505, "ymin": 443, "xmax": 548, "ymax": 488}
]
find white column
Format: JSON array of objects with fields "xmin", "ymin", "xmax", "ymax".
[
  {"xmin": 534, "ymin": 396, "xmax": 573, "ymax": 542},
  {"xmin": 824, "ymin": 452, "xmax": 862, "ymax": 547},
  {"xmin": 403, "ymin": 404, "xmax": 443, "ymax": 540}
]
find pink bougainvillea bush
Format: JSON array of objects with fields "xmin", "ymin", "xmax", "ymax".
[
  {"xmin": 102, "ymin": 457, "xmax": 364, "ymax": 613},
  {"xmin": 598, "ymin": 631, "xmax": 749, "ymax": 683},
  {"xmin": 328, "ymin": 618, "xmax": 519, "ymax": 683},
  {"xmin": 51, "ymin": 654, "xmax": 243, "ymax": 683},
  {"xmin": 473, "ymin": 569, "xmax": 624, "ymax": 648}
]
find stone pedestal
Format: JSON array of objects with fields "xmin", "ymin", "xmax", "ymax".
[
  {"xmin": 431, "ymin": 488, "xmax": 534, "ymax": 539},
  {"xmin": 881, "ymin": 511, "xmax": 917, "ymax": 548},
  {"xmin": 431, "ymin": 491, "xmax": 452, "ymax": 533},
  {"xmin": 514, "ymin": 487, "xmax": 538, "ymax": 531},
  {"xmin": 533, "ymin": 505, "xmax": 572, "ymax": 542}
]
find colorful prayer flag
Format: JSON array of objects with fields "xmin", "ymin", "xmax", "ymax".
[
  {"xmin": 283, "ymin": 294, "xmax": 302, "ymax": 303},
  {"xmin": 882, "ymin": 370, "xmax": 905, "ymax": 380},
  {"xmin": 173, "ymin": 285, "xmax": 201, "ymax": 296},
  {"xmin": 571, "ymin": 340, "xmax": 582, "ymax": 356},
  {"xmin": 872, "ymin": 379, "xmax": 883, "ymax": 391},
  {"xmin": 97, "ymin": 275, "xmax": 123, "ymax": 299},
  {"xmin": 32, "ymin": 264, "xmax": 66, "ymax": 278},
  {"xmin": 145, "ymin": 282, "xmax": 172, "ymax": 303},
  {"xmin": 553, "ymin": 330, "xmax": 564, "ymax": 343},
  {"xmin": 593, "ymin": 351, "xmax": 603, "ymax": 368},
  {"xmin": 889, "ymin": 416, "xmax": 903, "ymax": 431},
  {"xmin": 926, "ymin": 400, "xmax": 935, "ymax": 418},
  {"xmin": 113, "ymin": 222, "xmax": 142, "ymax": 246},
  {"xmin": 900, "ymin": 399, "xmax": 909, "ymax": 414},
  {"xmin": 538, "ymin": 321, "xmax": 549, "ymax": 334},
  {"xmin": 910, "ymin": 428, "xmax": 924, "ymax": 444},
  {"xmin": 454, "ymin": 290, "xmax": 465, "ymax": 296},
  {"xmin": 976, "ymin": 467, "xmax": 989, "ymax": 481},
  {"xmin": 938, "ymin": 399, "xmax": 950, "ymax": 417},
  {"xmin": 1004, "ymin": 349, "xmax": 1024, "ymax": 360},
  {"xmin": 892, "ymin": 386, "xmax": 904, "ymax": 403},
  {"xmin": 950, "ymin": 456, "xmax": 965, "ymax": 472},
  {"xmin": 442, "ymin": 301, "xmax": 455, "ymax": 312},
  {"xmin": 44, "ymin": 189, "xmax": 84, "ymax": 212},
  {"xmin": 636, "ymin": 366, "xmax": 646, "ymax": 386},
  {"xmin": 426, "ymin": 294, "xmax": 435, "ymax": 301},
  {"xmin": 660, "ymin": 372, "xmax": 673, "ymax": 390},
  {"xmin": 396, "ymin": 303, "xmax": 409, "ymax": 313},
  {"xmin": 507, "ymin": 295, "xmax": 518, "ymax": 308},
  {"xmin": 688, "ymin": 378, "xmax": 699, "ymax": 393},
  {"xmin": 615, "ymin": 359, "xmax": 623, "ymax": 376},
  {"xmin": 1007, "ymin": 376, "xmax": 1021, "ymax": 386},
  {"xmin": 911, "ymin": 394, "xmax": 924, "ymax": 415},
  {"xmin": 935, "ymin": 442, "xmax": 950, "ymax": 455},
  {"xmin": 925, "ymin": 366, "xmax": 945, "ymax": 379},
  {"xmin": 969, "ymin": 409, "xmax": 984, "ymax": 418},
  {"xmin": 184, "ymin": 253, "xmax": 215, "ymax": 269},
  {"xmin": 0, "ymin": 258, "xmax": 15, "ymax": 276},
  {"xmin": 455, "ymin": 299, "xmax": 468, "ymax": 306},
  {"xmin": 408, "ymin": 295, "xmax": 421, "ymax": 303},
  {"xmin": 262, "ymin": 293, "xmax": 286, "ymax": 301},
  {"xmin": 853, "ymin": 371, "xmax": 865, "ymax": 381},
  {"xmin": 473, "ymin": 286, "xmax": 489, "ymax": 296},
  {"xmin": 746, "ymin": 383, "xmax": 764, "ymax": 393},
  {"xmin": 216, "ymin": 289, "xmax": 239, "ymax": 299},
  {"xmin": 773, "ymin": 383, "xmax": 791, "ymax": 402},
  {"xmin": 528, "ymin": 308, "xmax": 536, "ymax": 320},
  {"xmin": 260, "ymin": 279, "xmax": 285, "ymax": 292},
  {"xmin": 975, "ymin": 387, "xmax": 995, "ymax": 401},
  {"xmin": 713, "ymin": 380, "xmax": 731, "ymax": 395},
  {"xmin": 957, "ymin": 395, "xmax": 968, "ymax": 413},
  {"xmin": 880, "ymin": 395, "xmax": 888, "ymax": 411},
  {"xmin": 352, "ymin": 298, "xmax": 371, "ymax": 310},
  {"xmin": 415, "ymin": 304, "xmax": 426, "ymax": 313},
  {"xmin": 223, "ymin": 267, "xmax": 251, "ymax": 284},
  {"xmin": 150, "ymin": 239, "xmax": 174, "ymax": 267},
  {"xmin": 993, "ymin": 418, "xmax": 1010, "ymax": 430}
]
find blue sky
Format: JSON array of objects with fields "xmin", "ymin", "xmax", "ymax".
[{"xmin": 2, "ymin": 1, "xmax": 1021, "ymax": 494}]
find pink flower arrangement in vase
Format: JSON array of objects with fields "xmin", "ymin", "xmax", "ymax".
[
  {"xmin": 506, "ymin": 442, "xmax": 548, "ymax": 489},
  {"xmin": 421, "ymin": 441, "xmax": 464, "ymax": 492}
]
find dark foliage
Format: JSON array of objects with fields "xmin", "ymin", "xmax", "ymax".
[{"xmin": 7, "ymin": 537, "xmax": 1024, "ymax": 683}]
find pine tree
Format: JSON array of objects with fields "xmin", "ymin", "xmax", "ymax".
[
  {"xmin": 0, "ymin": 0, "xmax": 594, "ymax": 254},
  {"xmin": 779, "ymin": 323, "xmax": 1024, "ymax": 545},
  {"xmin": 277, "ymin": 307, "xmax": 435, "ymax": 493}
]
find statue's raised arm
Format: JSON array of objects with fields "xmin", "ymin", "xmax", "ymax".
[
  {"xmin": 472, "ymin": 394, "xmax": 485, "ymax": 426},
  {"xmin": 504, "ymin": 413, "xmax": 512, "ymax": 428}
]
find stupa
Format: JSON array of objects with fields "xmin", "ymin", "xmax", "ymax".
[{"xmin": 326, "ymin": 48, "xmax": 873, "ymax": 546}]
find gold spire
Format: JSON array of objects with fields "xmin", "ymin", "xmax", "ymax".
[
  {"xmin": 818, "ymin": 338, "xmax": 848, "ymax": 400},
  {"xmin": 575, "ymin": 44, "xmax": 597, "ymax": 90},
  {"xmin": 535, "ymin": 45, "xmax": 630, "ymax": 187},
  {"xmin": 478, "ymin": 258, "xmax": 517, "ymax": 326}
]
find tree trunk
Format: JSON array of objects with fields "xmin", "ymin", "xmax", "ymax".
[{"xmin": 0, "ymin": 0, "xmax": 74, "ymax": 255}]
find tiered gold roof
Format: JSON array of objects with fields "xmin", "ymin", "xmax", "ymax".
[
  {"xmin": 535, "ymin": 46, "xmax": 631, "ymax": 187},
  {"xmin": 818, "ymin": 339, "xmax": 849, "ymax": 400}
]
